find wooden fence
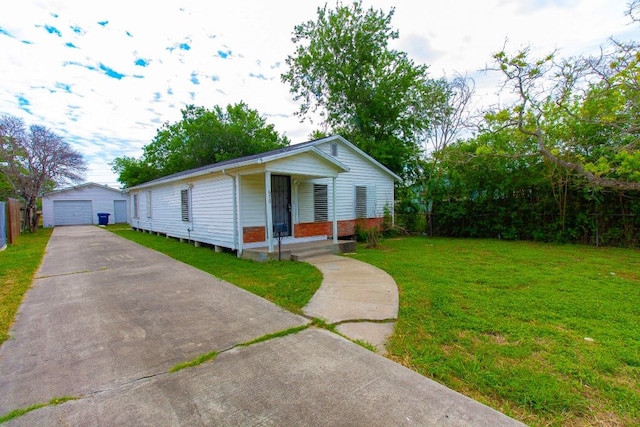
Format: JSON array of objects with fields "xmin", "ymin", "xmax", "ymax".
[
  {"xmin": 5, "ymin": 198, "xmax": 22, "ymax": 245},
  {"xmin": 0, "ymin": 201, "xmax": 5, "ymax": 249}
]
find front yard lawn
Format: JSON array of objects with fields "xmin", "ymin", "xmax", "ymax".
[
  {"xmin": 350, "ymin": 236, "xmax": 640, "ymax": 427},
  {"xmin": 9, "ymin": 227, "xmax": 637, "ymax": 425},
  {"xmin": 0, "ymin": 228, "xmax": 52, "ymax": 345}
]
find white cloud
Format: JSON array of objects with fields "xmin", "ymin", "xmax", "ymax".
[{"xmin": 0, "ymin": 0, "xmax": 637, "ymax": 187}]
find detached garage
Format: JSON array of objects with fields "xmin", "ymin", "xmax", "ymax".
[{"xmin": 43, "ymin": 183, "xmax": 129, "ymax": 227}]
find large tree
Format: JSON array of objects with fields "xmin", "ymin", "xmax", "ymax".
[
  {"xmin": 112, "ymin": 102, "xmax": 290, "ymax": 187},
  {"xmin": 0, "ymin": 114, "xmax": 87, "ymax": 232},
  {"xmin": 489, "ymin": 27, "xmax": 639, "ymax": 192},
  {"xmin": 418, "ymin": 74, "xmax": 475, "ymax": 233},
  {"xmin": 282, "ymin": 0, "xmax": 446, "ymax": 179},
  {"xmin": 421, "ymin": 2, "xmax": 640, "ymax": 245}
]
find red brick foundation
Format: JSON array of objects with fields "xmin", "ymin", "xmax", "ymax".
[
  {"xmin": 295, "ymin": 221, "xmax": 332, "ymax": 238},
  {"xmin": 295, "ymin": 218, "xmax": 384, "ymax": 238},
  {"xmin": 243, "ymin": 226, "xmax": 266, "ymax": 243},
  {"xmin": 244, "ymin": 218, "xmax": 385, "ymax": 242}
]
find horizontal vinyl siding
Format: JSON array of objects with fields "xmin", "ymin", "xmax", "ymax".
[
  {"xmin": 130, "ymin": 187, "xmax": 164, "ymax": 231},
  {"xmin": 268, "ymin": 152, "xmax": 339, "ymax": 177},
  {"xmin": 375, "ymin": 184, "xmax": 395, "ymax": 218},
  {"xmin": 130, "ymin": 174, "xmax": 236, "ymax": 249},
  {"xmin": 315, "ymin": 141, "xmax": 395, "ymax": 220},
  {"xmin": 43, "ymin": 185, "xmax": 128, "ymax": 228},
  {"xmin": 240, "ymin": 174, "xmax": 265, "ymax": 227},
  {"xmin": 191, "ymin": 176, "xmax": 235, "ymax": 247},
  {"xmin": 298, "ymin": 182, "xmax": 314, "ymax": 223}
]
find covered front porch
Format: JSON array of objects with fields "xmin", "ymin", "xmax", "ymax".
[
  {"xmin": 241, "ymin": 238, "xmax": 357, "ymax": 262},
  {"xmin": 233, "ymin": 148, "xmax": 350, "ymax": 257}
]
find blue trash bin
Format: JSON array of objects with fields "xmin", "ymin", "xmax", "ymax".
[{"xmin": 97, "ymin": 213, "xmax": 110, "ymax": 226}]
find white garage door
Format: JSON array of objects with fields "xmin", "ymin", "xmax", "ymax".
[{"xmin": 53, "ymin": 200, "xmax": 93, "ymax": 225}]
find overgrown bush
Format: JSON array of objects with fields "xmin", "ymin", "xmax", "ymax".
[
  {"xmin": 430, "ymin": 182, "xmax": 640, "ymax": 247},
  {"xmin": 355, "ymin": 221, "xmax": 381, "ymax": 248},
  {"xmin": 395, "ymin": 197, "xmax": 423, "ymax": 233}
]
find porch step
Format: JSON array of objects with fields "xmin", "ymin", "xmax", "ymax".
[
  {"xmin": 291, "ymin": 249, "xmax": 333, "ymax": 261},
  {"xmin": 241, "ymin": 240, "xmax": 357, "ymax": 262}
]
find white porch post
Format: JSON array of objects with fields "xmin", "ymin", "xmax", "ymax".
[
  {"xmin": 332, "ymin": 176, "xmax": 338, "ymax": 243},
  {"xmin": 236, "ymin": 174, "xmax": 243, "ymax": 254},
  {"xmin": 265, "ymin": 171, "xmax": 273, "ymax": 252}
]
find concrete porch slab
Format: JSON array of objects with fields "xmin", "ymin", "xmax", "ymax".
[{"xmin": 241, "ymin": 239, "xmax": 356, "ymax": 261}]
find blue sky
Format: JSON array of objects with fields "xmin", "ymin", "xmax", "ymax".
[{"xmin": 1, "ymin": 0, "xmax": 637, "ymax": 187}]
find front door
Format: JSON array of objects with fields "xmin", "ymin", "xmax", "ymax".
[{"xmin": 271, "ymin": 175, "xmax": 291, "ymax": 236}]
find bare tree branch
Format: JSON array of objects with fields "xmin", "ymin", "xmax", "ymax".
[
  {"xmin": 0, "ymin": 114, "xmax": 87, "ymax": 232},
  {"xmin": 491, "ymin": 32, "xmax": 640, "ymax": 193}
]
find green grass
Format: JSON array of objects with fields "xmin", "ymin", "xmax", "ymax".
[
  {"xmin": 0, "ymin": 396, "xmax": 76, "ymax": 423},
  {"xmin": 169, "ymin": 350, "xmax": 219, "ymax": 373},
  {"xmin": 350, "ymin": 236, "xmax": 640, "ymax": 427},
  {"xmin": 170, "ymin": 324, "xmax": 313, "ymax": 373},
  {"xmin": 352, "ymin": 339, "xmax": 378, "ymax": 352},
  {"xmin": 14, "ymin": 227, "xmax": 637, "ymax": 425},
  {"xmin": 170, "ymin": 325, "xmax": 311, "ymax": 373},
  {"xmin": 237, "ymin": 324, "xmax": 309, "ymax": 347},
  {"xmin": 106, "ymin": 226, "xmax": 322, "ymax": 314},
  {"xmin": 0, "ymin": 228, "xmax": 52, "ymax": 345}
]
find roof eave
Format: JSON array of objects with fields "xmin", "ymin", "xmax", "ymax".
[
  {"xmin": 129, "ymin": 145, "xmax": 350, "ymax": 190},
  {"xmin": 43, "ymin": 182, "xmax": 124, "ymax": 196}
]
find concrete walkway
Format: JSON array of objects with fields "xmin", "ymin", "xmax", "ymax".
[
  {"xmin": 0, "ymin": 226, "xmax": 525, "ymax": 426},
  {"xmin": 302, "ymin": 254, "xmax": 398, "ymax": 353}
]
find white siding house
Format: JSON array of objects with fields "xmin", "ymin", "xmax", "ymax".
[
  {"xmin": 127, "ymin": 135, "xmax": 400, "ymax": 257},
  {"xmin": 42, "ymin": 183, "xmax": 129, "ymax": 227}
]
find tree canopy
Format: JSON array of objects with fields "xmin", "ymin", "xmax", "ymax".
[
  {"xmin": 112, "ymin": 102, "xmax": 290, "ymax": 188},
  {"xmin": 392, "ymin": 2, "xmax": 640, "ymax": 247},
  {"xmin": 0, "ymin": 114, "xmax": 87, "ymax": 232},
  {"xmin": 488, "ymin": 36, "xmax": 640, "ymax": 192},
  {"xmin": 282, "ymin": 0, "xmax": 447, "ymax": 179}
]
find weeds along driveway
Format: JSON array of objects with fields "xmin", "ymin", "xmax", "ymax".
[
  {"xmin": 0, "ymin": 226, "xmax": 524, "ymax": 426},
  {"xmin": 0, "ymin": 226, "xmax": 307, "ymax": 413}
]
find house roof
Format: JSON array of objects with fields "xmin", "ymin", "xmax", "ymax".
[
  {"xmin": 128, "ymin": 134, "xmax": 401, "ymax": 190},
  {"xmin": 44, "ymin": 182, "xmax": 124, "ymax": 197}
]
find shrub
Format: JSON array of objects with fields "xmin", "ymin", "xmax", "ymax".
[
  {"xmin": 363, "ymin": 226, "xmax": 381, "ymax": 248},
  {"xmin": 355, "ymin": 220, "xmax": 381, "ymax": 248}
]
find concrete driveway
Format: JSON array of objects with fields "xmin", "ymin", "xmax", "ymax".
[{"xmin": 0, "ymin": 226, "xmax": 524, "ymax": 426}]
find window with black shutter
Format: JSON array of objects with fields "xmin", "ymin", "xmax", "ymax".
[
  {"xmin": 314, "ymin": 184, "xmax": 328, "ymax": 222},
  {"xmin": 355, "ymin": 185, "xmax": 367, "ymax": 218},
  {"xmin": 181, "ymin": 189, "xmax": 190, "ymax": 222}
]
